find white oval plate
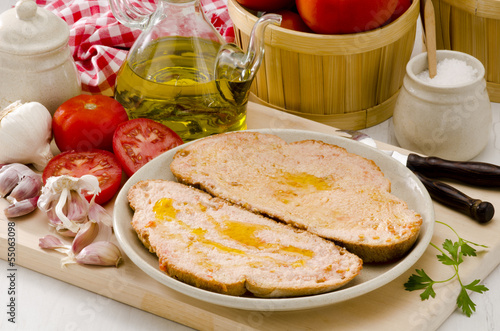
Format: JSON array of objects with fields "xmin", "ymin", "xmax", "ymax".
[{"xmin": 113, "ymin": 129, "xmax": 434, "ymax": 312}]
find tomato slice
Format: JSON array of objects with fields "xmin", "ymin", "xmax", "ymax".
[
  {"xmin": 42, "ymin": 150, "xmax": 123, "ymax": 205},
  {"xmin": 112, "ymin": 118, "xmax": 184, "ymax": 177}
]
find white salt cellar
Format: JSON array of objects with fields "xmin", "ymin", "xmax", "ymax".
[
  {"xmin": 0, "ymin": 0, "xmax": 81, "ymax": 115},
  {"xmin": 393, "ymin": 50, "xmax": 492, "ymax": 161}
]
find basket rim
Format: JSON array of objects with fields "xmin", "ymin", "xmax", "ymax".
[
  {"xmin": 228, "ymin": 0, "xmax": 420, "ymax": 55},
  {"xmin": 437, "ymin": 0, "xmax": 500, "ymax": 19}
]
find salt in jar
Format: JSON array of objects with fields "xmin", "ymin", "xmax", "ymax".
[{"xmin": 393, "ymin": 50, "xmax": 492, "ymax": 161}]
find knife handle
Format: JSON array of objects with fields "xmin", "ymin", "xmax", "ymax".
[
  {"xmin": 407, "ymin": 153, "xmax": 500, "ymax": 187},
  {"xmin": 414, "ymin": 172, "xmax": 494, "ymax": 224}
]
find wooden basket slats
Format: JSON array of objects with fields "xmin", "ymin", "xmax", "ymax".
[
  {"xmin": 434, "ymin": 0, "xmax": 500, "ymax": 101},
  {"xmin": 229, "ymin": 0, "xmax": 419, "ymax": 128}
]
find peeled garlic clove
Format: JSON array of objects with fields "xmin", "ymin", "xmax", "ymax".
[
  {"xmin": 4, "ymin": 196, "xmax": 39, "ymax": 218},
  {"xmin": 8, "ymin": 171, "xmax": 42, "ymax": 202},
  {"xmin": 75, "ymin": 241, "xmax": 123, "ymax": 267},
  {"xmin": 71, "ymin": 221, "xmax": 99, "ymax": 255}
]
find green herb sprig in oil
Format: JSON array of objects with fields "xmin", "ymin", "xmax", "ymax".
[{"xmin": 404, "ymin": 221, "xmax": 489, "ymax": 317}]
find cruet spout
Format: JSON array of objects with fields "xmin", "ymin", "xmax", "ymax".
[
  {"xmin": 215, "ymin": 13, "xmax": 281, "ymax": 85},
  {"xmin": 109, "ymin": 0, "xmax": 156, "ymax": 29}
]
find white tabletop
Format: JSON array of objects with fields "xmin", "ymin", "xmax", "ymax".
[{"xmin": 1, "ymin": 1, "xmax": 499, "ymax": 330}]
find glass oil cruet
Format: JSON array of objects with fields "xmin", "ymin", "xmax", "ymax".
[{"xmin": 109, "ymin": 0, "xmax": 281, "ymax": 141}]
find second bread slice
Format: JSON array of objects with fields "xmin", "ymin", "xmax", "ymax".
[{"xmin": 170, "ymin": 131, "xmax": 423, "ymax": 263}]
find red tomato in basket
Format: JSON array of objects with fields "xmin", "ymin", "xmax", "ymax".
[
  {"xmin": 296, "ymin": 0, "xmax": 399, "ymax": 34},
  {"xmin": 276, "ymin": 10, "xmax": 313, "ymax": 33},
  {"xmin": 112, "ymin": 118, "xmax": 184, "ymax": 177},
  {"xmin": 388, "ymin": 0, "xmax": 412, "ymax": 23},
  {"xmin": 52, "ymin": 94, "xmax": 129, "ymax": 152},
  {"xmin": 42, "ymin": 150, "xmax": 123, "ymax": 205},
  {"xmin": 235, "ymin": 0, "xmax": 295, "ymax": 12}
]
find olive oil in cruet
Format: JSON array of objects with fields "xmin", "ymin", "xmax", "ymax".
[{"xmin": 110, "ymin": 0, "xmax": 280, "ymax": 141}]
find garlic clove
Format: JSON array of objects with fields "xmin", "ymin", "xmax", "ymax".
[
  {"xmin": 0, "ymin": 164, "xmax": 22, "ymax": 197},
  {"xmin": 57, "ymin": 228, "xmax": 78, "ymax": 237},
  {"xmin": 45, "ymin": 200, "xmax": 69, "ymax": 230},
  {"xmin": 88, "ymin": 202, "xmax": 112, "ymax": 227},
  {"xmin": 0, "ymin": 163, "xmax": 42, "ymax": 202},
  {"xmin": 43, "ymin": 190, "xmax": 78, "ymax": 235},
  {"xmin": 75, "ymin": 241, "xmax": 123, "ymax": 267},
  {"xmin": 71, "ymin": 221, "xmax": 99, "ymax": 255},
  {"xmin": 7, "ymin": 171, "xmax": 42, "ymax": 203},
  {"xmin": 39, "ymin": 234, "xmax": 71, "ymax": 256},
  {"xmin": 39, "ymin": 234, "xmax": 66, "ymax": 249},
  {"xmin": 4, "ymin": 196, "xmax": 39, "ymax": 218},
  {"xmin": 54, "ymin": 188, "xmax": 80, "ymax": 234},
  {"xmin": 66, "ymin": 190, "xmax": 89, "ymax": 224}
]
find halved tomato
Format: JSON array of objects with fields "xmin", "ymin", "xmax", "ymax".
[
  {"xmin": 42, "ymin": 150, "xmax": 123, "ymax": 205},
  {"xmin": 112, "ymin": 118, "xmax": 184, "ymax": 177}
]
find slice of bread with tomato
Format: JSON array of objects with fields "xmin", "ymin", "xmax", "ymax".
[
  {"xmin": 170, "ymin": 131, "xmax": 422, "ymax": 263},
  {"xmin": 128, "ymin": 180, "xmax": 363, "ymax": 297}
]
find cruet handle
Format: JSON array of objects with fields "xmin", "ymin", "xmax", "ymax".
[
  {"xmin": 108, "ymin": 0, "xmax": 156, "ymax": 29},
  {"xmin": 215, "ymin": 14, "xmax": 281, "ymax": 83}
]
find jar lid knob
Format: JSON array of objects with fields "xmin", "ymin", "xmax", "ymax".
[
  {"xmin": 0, "ymin": 0, "xmax": 69, "ymax": 55},
  {"xmin": 16, "ymin": 0, "xmax": 38, "ymax": 21}
]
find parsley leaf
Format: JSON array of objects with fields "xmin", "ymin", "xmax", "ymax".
[
  {"xmin": 459, "ymin": 241, "xmax": 477, "ymax": 257},
  {"xmin": 457, "ymin": 287, "xmax": 476, "ymax": 317},
  {"xmin": 404, "ymin": 269, "xmax": 437, "ymax": 300},
  {"xmin": 404, "ymin": 221, "xmax": 489, "ymax": 317}
]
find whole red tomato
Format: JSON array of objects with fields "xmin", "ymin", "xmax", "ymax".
[
  {"xmin": 388, "ymin": 0, "xmax": 412, "ymax": 23},
  {"xmin": 276, "ymin": 10, "xmax": 313, "ymax": 33},
  {"xmin": 235, "ymin": 0, "xmax": 294, "ymax": 12},
  {"xmin": 296, "ymin": 0, "xmax": 399, "ymax": 34},
  {"xmin": 53, "ymin": 94, "xmax": 129, "ymax": 152}
]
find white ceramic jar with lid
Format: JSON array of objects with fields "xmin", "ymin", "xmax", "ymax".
[
  {"xmin": 393, "ymin": 50, "xmax": 492, "ymax": 161},
  {"xmin": 0, "ymin": 0, "xmax": 81, "ymax": 115}
]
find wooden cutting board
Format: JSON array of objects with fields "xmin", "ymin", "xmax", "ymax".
[{"xmin": 1, "ymin": 101, "xmax": 499, "ymax": 331}]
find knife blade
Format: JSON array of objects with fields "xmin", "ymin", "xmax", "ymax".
[
  {"xmin": 339, "ymin": 130, "xmax": 500, "ymax": 186},
  {"xmin": 338, "ymin": 130, "xmax": 495, "ymax": 223}
]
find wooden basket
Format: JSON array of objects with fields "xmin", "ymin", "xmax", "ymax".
[
  {"xmin": 433, "ymin": 0, "xmax": 500, "ymax": 102},
  {"xmin": 228, "ymin": 0, "xmax": 419, "ymax": 129}
]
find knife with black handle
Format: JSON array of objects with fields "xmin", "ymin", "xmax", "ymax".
[
  {"xmin": 407, "ymin": 154, "xmax": 500, "ymax": 187},
  {"xmin": 338, "ymin": 130, "xmax": 496, "ymax": 223},
  {"xmin": 414, "ymin": 172, "xmax": 494, "ymax": 224}
]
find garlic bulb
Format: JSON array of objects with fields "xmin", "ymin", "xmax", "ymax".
[
  {"xmin": 37, "ymin": 175, "xmax": 101, "ymax": 234},
  {"xmin": 0, "ymin": 101, "xmax": 53, "ymax": 171}
]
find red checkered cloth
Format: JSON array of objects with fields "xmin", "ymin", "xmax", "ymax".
[{"xmin": 35, "ymin": 0, "xmax": 234, "ymax": 95}]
